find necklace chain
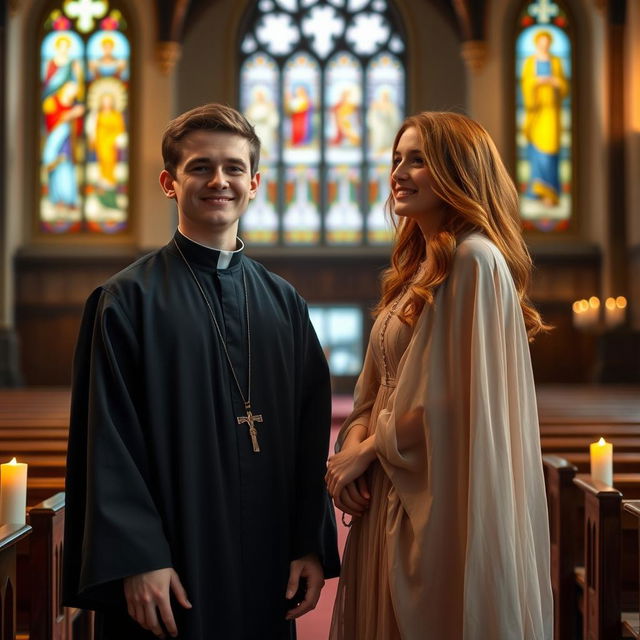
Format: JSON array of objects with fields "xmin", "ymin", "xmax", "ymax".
[
  {"xmin": 380, "ymin": 289, "xmax": 405, "ymax": 383},
  {"xmin": 173, "ymin": 239, "xmax": 251, "ymax": 407}
]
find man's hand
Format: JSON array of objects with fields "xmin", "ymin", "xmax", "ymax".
[
  {"xmin": 123, "ymin": 568, "xmax": 192, "ymax": 638},
  {"xmin": 284, "ymin": 554, "xmax": 325, "ymax": 621}
]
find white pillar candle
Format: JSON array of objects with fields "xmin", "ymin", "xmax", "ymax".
[
  {"xmin": 0, "ymin": 457, "xmax": 28, "ymax": 525},
  {"xmin": 590, "ymin": 437, "xmax": 613, "ymax": 486}
]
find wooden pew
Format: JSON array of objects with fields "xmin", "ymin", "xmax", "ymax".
[
  {"xmin": 623, "ymin": 501, "xmax": 640, "ymax": 638},
  {"xmin": 541, "ymin": 425, "xmax": 640, "ymax": 437},
  {"xmin": 0, "ymin": 524, "xmax": 32, "ymax": 640},
  {"xmin": 536, "ymin": 386, "xmax": 640, "ymax": 425},
  {"xmin": 543, "ymin": 457, "xmax": 640, "ymax": 640},
  {"xmin": 17, "ymin": 493, "xmax": 93, "ymax": 640},
  {"xmin": 549, "ymin": 452, "xmax": 640, "ymax": 474},
  {"xmin": 573, "ymin": 475, "xmax": 624, "ymax": 640},
  {"xmin": 542, "ymin": 437, "xmax": 640, "ymax": 453},
  {"xmin": 543, "ymin": 455, "xmax": 579, "ymax": 640}
]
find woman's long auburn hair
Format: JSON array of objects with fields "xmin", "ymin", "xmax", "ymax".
[{"xmin": 375, "ymin": 111, "xmax": 548, "ymax": 339}]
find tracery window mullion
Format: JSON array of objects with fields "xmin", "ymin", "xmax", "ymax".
[{"xmin": 239, "ymin": 0, "xmax": 405, "ymax": 248}]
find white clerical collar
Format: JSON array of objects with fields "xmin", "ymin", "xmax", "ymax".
[{"xmin": 177, "ymin": 229, "xmax": 245, "ymax": 269}]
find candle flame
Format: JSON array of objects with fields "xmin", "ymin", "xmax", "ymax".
[
  {"xmin": 598, "ymin": 437, "xmax": 606, "ymax": 446},
  {"xmin": 8, "ymin": 457, "xmax": 17, "ymax": 465}
]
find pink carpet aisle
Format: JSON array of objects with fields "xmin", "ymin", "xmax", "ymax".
[{"xmin": 297, "ymin": 396, "xmax": 353, "ymax": 640}]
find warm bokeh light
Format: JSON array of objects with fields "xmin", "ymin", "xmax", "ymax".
[
  {"xmin": 616, "ymin": 296, "xmax": 627, "ymax": 309},
  {"xmin": 589, "ymin": 296, "xmax": 600, "ymax": 309}
]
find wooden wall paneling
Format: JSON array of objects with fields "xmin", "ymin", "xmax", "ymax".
[{"xmin": 14, "ymin": 254, "xmax": 136, "ymax": 386}]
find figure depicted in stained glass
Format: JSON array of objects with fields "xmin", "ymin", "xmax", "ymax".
[
  {"xmin": 89, "ymin": 35, "xmax": 127, "ymax": 79},
  {"xmin": 42, "ymin": 33, "xmax": 84, "ymax": 101},
  {"xmin": 42, "ymin": 79, "xmax": 85, "ymax": 217},
  {"xmin": 86, "ymin": 78, "xmax": 126, "ymax": 210},
  {"xmin": 287, "ymin": 84, "xmax": 313, "ymax": 146},
  {"xmin": 521, "ymin": 30, "xmax": 568, "ymax": 207},
  {"xmin": 330, "ymin": 87, "xmax": 361, "ymax": 147},
  {"xmin": 367, "ymin": 87, "xmax": 400, "ymax": 156},
  {"xmin": 245, "ymin": 86, "xmax": 278, "ymax": 159}
]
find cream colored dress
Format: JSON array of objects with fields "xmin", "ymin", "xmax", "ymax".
[{"xmin": 330, "ymin": 234, "xmax": 553, "ymax": 640}]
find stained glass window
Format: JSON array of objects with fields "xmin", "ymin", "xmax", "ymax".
[
  {"xmin": 515, "ymin": 0, "xmax": 572, "ymax": 232},
  {"xmin": 40, "ymin": 0, "xmax": 130, "ymax": 234},
  {"xmin": 239, "ymin": 0, "xmax": 405, "ymax": 246},
  {"xmin": 309, "ymin": 305, "xmax": 363, "ymax": 375}
]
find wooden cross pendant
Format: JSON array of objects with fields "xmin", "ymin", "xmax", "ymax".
[{"xmin": 237, "ymin": 404, "xmax": 263, "ymax": 453}]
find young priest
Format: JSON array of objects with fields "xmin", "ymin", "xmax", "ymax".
[{"xmin": 64, "ymin": 103, "xmax": 340, "ymax": 639}]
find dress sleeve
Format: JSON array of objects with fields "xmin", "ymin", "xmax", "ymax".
[
  {"xmin": 335, "ymin": 338, "xmax": 379, "ymax": 451},
  {"xmin": 290, "ymin": 302, "xmax": 340, "ymax": 578},
  {"xmin": 63, "ymin": 288, "xmax": 173, "ymax": 610}
]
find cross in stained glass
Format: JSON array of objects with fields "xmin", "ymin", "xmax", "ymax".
[
  {"xmin": 302, "ymin": 5, "xmax": 344, "ymax": 58},
  {"xmin": 64, "ymin": 0, "xmax": 108, "ymax": 33},
  {"xmin": 528, "ymin": 0, "xmax": 559, "ymax": 24}
]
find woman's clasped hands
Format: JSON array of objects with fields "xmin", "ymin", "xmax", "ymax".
[{"xmin": 325, "ymin": 432, "xmax": 377, "ymax": 518}]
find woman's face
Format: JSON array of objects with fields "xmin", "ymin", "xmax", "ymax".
[{"xmin": 391, "ymin": 126, "xmax": 444, "ymax": 228}]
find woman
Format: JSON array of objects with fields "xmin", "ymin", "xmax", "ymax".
[{"xmin": 325, "ymin": 112, "xmax": 553, "ymax": 639}]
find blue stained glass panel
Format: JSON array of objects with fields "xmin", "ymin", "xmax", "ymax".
[{"xmin": 515, "ymin": 1, "xmax": 572, "ymax": 232}]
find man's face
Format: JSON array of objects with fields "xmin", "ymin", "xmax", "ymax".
[{"xmin": 160, "ymin": 130, "xmax": 259, "ymax": 240}]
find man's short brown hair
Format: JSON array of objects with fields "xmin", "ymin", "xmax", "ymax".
[{"xmin": 162, "ymin": 103, "xmax": 261, "ymax": 176}]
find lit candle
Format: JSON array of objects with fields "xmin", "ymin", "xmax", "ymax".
[
  {"xmin": 0, "ymin": 457, "xmax": 28, "ymax": 525},
  {"xmin": 572, "ymin": 300, "xmax": 584, "ymax": 328},
  {"xmin": 586, "ymin": 296, "xmax": 600, "ymax": 328},
  {"xmin": 590, "ymin": 437, "xmax": 613, "ymax": 486},
  {"xmin": 604, "ymin": 296, "xmax": 627, "ymax": 329},
  {"xmin": 572, "ymin": 299, "xmax": 589, "ymax": 329}
]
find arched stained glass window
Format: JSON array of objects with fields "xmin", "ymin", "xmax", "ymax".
[
  {"xmin": 515, "ymin": 0, "xmax": 573, "ymax": 232},
  {"xmin": 39, "ymin": 0, "xmax": 130, "ymax": 234},
  {"xmin": 239, "ymin": 0, "xmax": 406, "ymax": 246}
]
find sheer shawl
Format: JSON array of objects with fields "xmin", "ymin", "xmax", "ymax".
[{"xmin": 374, "ymin": 234, "xmax": 552, "ymax": 639}]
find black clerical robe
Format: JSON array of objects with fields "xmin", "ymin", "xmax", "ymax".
[{"xmin": 63, "ymin": 231, "xmax": 340, "ymax": 640}]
